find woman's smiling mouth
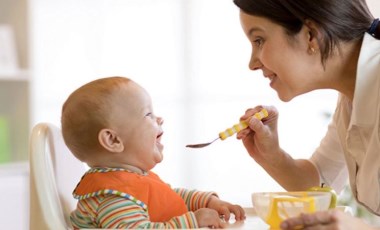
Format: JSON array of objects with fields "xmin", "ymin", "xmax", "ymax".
[{"xmin": 264, "ymin": 74, "xmax": 277, "ymax": 87}]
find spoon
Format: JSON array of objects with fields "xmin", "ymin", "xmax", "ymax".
[
  {"xmin": 186, "ymin": 137, "xmax": 220, "ymax": 148},
  {"xmin": 186, "ymin": 108, "xmax": 268, "ymax": 148}
]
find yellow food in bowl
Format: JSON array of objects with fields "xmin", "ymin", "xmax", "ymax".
[{"xmin": 252, "ymin": 191, "xmax": 332, "ymax": 229}]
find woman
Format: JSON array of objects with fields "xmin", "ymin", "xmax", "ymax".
[{"xmin": 233, "ymin": 0, "xmax": 380, "ymax": 229}]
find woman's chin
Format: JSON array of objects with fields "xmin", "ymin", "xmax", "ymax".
[{"xmin": 277, "ymin": 92, "xmax": 293, "ymax": 102}]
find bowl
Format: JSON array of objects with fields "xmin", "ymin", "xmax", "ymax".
[{"xmin": 252, "ymin": 191, "xmax": 332, "ymax": 228}]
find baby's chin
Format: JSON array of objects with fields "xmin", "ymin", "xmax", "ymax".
[
  {"xmin": 156, "ymin": 143, "xmax": 164, "ymax": 158},
  {"xmin": 155, "ymin": 151, "xmax": 164, "ymax": 163}
]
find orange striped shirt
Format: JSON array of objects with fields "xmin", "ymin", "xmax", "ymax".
[{"xmin": 70, "ymin": 168, "xmax": 217, "ymax": 229}]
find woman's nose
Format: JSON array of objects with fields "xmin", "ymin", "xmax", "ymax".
[{"xmin": 249, "ymin": 52, "xmax": 263, "ymax": 71}]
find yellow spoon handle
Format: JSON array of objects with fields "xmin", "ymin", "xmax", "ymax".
[{"xmin": 218, "ymin": 108, "xmax": 268, "ymax": 140}]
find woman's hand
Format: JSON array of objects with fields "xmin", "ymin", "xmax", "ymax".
[
  {"xmin": 280, "ymin": 210, "xmax": 377, "ymax": 230},
  {"xmin": 237, "ymin": 105, "xmax": 281, "ymax": 165},
  {"xmin": 206, "ymin": 195, "xmax": 246, "ymax": 222}
]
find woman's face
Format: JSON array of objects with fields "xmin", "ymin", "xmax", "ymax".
[{"xmin": 239, "ymin": 11, "xmax": 323, "ymax": 101}]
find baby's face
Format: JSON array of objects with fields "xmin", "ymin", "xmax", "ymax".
[{"xmin": 110, "ymin": 82, "xmax": 164, "ymax": 171}]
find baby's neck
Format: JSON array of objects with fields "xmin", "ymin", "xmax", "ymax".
[
  {"xmin": 89, "ymin": 163, "xmax": 148, "ymax": 175},
  {"xmin": 122, "ymin": 164, "xmax": 147, "ymax": 175}
]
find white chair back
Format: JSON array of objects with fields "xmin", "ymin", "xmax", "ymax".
[{"xmin": 29, "ymin": 123, "xmax": 86, "ymax": 230}]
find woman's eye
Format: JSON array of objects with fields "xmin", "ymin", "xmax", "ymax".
[{"xmin": 253, "ymin": 38, "xmax": 263, "ymax": 47}]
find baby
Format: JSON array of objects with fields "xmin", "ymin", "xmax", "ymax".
[{"xmin": 61, "ymin": 76, "xmax": 245, "ymax": 229}]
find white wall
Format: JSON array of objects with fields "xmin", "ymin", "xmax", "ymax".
[
  {"xmin": 28, "ymin": 0, "xmax": 378, "ymax": 210},
  {"xmin": 0, "ymin": 162, "xmax": 29, "ymax": 230},
  {"xmin": 368, "ymin": 0, "xmax": 380, "ymax": 16}
]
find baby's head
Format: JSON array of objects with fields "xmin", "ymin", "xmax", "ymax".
[{"xmin": 61, "ymin": 76, "xmax": 164, "ymax": 171}]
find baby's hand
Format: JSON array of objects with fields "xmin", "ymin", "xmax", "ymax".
[
  {"xmin": 194, "ymin": 208, "xmax": 226, "ymax": 229},
  {"xmin": 207, "ymin": 196, "xmax": 246, "ymax": 221}
]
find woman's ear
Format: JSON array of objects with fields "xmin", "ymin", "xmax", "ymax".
[
  {"xmin": 304, "ymin": 19, "xmax": 321, "ymax": 53},
  {"xmin": 98, "ymin": 128, "xmax": 124, "ymax": 153}
]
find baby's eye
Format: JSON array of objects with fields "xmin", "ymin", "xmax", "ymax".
[{"xmin": 145, "ymin": 112, "xmax": 154, "ymax": 118}]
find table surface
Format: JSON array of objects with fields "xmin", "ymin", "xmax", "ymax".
[
  {"xmin": 223, "ymin": 206, "xmax": 352, "ymax": 229},
  {"xmin": 91, "ymin": 207, "xmax": 352, "ymax": 229}
]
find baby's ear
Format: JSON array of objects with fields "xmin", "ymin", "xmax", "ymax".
[{"xmin": 98, "ymin": 128, "xmax": 124, "ymax": 153}]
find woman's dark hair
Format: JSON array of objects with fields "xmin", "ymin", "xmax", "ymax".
[{"xmin": 233, "ymin": 0, "xmax": 375, "ymax": 64}]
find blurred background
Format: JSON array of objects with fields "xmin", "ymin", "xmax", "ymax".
[{"xmin": 0, "ymin": 0, "xmax": 379, "ymax": 229}]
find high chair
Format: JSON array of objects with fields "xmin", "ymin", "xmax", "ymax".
[{"xmin": 29, "ymin": 123, "xmax": 87, "ymax": 230}]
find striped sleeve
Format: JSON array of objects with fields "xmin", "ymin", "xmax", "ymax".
[
  {"xmin": 173, "ymin": 188, "xmax": 218, "ymax": 211},
  {"xmin": 70, "ymin": 195, "xmax": 199, "ymax": 229}
]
